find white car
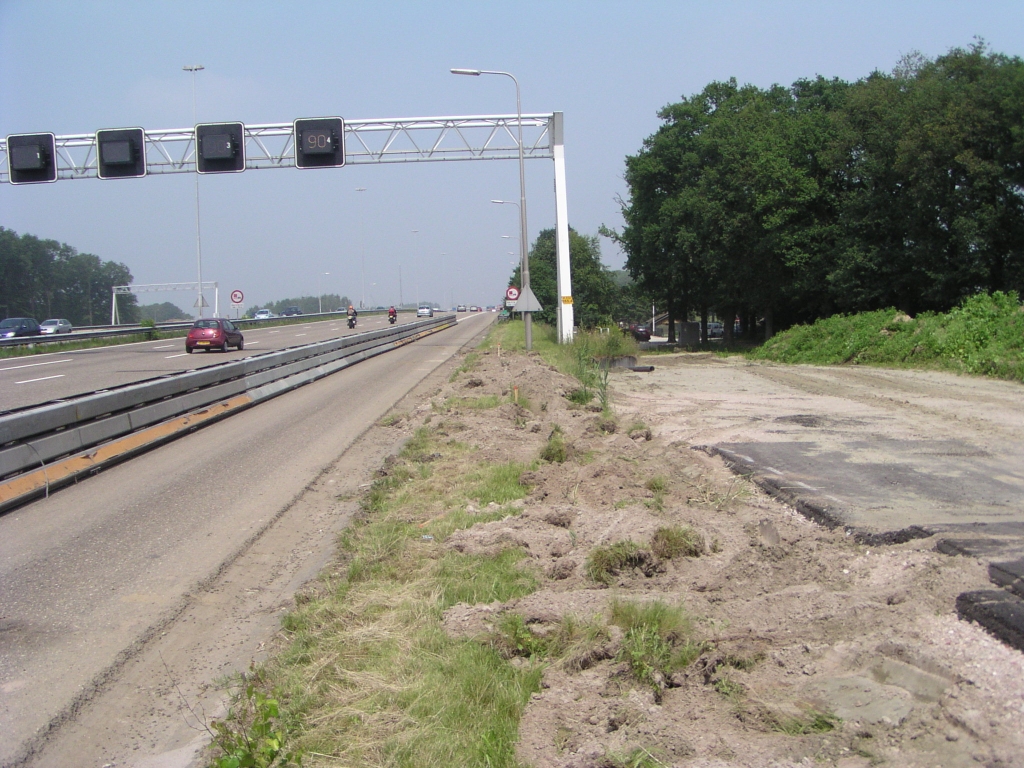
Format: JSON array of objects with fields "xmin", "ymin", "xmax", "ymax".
[
  {"xmin": 253, "ymin": 309, "xmax": 275, "ymax": 320},
  {"xmin": 417, "ymin": 305, "xmax": 434, "ymax": 318},
  {"xmin": 40, "ymin": 318, "xmax": 73, "ymax": 334}
]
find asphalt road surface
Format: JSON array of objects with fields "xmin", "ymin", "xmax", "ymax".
[
  {"xmin": 0, "ymin": 312, "xmax": 433, "ymax": 412},
  {"xmin": 0, "ymin": 312, "xmax": 491, "ymax": 768}
]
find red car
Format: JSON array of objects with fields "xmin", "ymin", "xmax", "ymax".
[{"xmin": 185, "ymin": 318, "xmax": 244, "ymax": 353}]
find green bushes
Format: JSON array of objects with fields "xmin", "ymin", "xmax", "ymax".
[{"xmin": 752, "ymin": 291, "xmax": 1024, "ymax": 381}]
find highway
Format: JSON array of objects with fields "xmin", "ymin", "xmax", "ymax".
[
  {"xmin": 0, "ymin": 312, "xmax": 432, "ymax": 412},
  {"xmin": 0, "ymin": 312, "xmax": 492, "ymax": 768}
]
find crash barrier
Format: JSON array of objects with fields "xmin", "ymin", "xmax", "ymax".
[
  {"xmin": 0, "ymin": 315, "xmax": 455, "ymax": 512},
  {"xmin": 0, "ymin": 309, "xmax": 394, "ymax": 348}
]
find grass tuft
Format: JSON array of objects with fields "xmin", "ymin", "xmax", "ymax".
[
  {"xmin": 650, "ymin": 526, "xmax": 705, "ymax": 559},
  {"xmin": 609, "ymin": 599, "xmax": 707, "ymax": 690},
  {"xmin": 540, "ymin": 425, "xmax": 569, "ymax": 463},
  {"xmin": 585, "ymin": 540, "xmax": 643, "ymax": 584}
]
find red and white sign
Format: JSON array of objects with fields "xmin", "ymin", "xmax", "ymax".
[
  {"xmin": 505, "ymin": 286, "xmax": 520, "ymax": 301},
  {"xmin": 230, "ymin": 289, "xmax": 244, "ymax": 305}
]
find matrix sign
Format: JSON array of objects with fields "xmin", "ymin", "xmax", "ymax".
[
  {"xmin": 294, "ymin": 117, "xmax": 345, "ymax": 169},
  {"xmin": 97, "ymin": 128, "xmax": 147, "ymax": 179},
  {"xmin": 6, "ymin": 133, "xmax": 57, "ymax": 184},
  {"xmin": 195, "ymin": 122, "xmax": 246, "ymax": 173}
]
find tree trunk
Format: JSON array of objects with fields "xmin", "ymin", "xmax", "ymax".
[
  {"xmin": 666, "ymin": 294, "xmax": 677, "ymax": 344},
  {"xmin": 722, "ymin": 306, "xmax": 734, "ymax": 344},
  {"xmin": 763, "ymin": 306, "xmax": 773, "ymax": 340},
  {"xmin": 700, "ymin": 305, "xmax": 708, "ymax": 345}
]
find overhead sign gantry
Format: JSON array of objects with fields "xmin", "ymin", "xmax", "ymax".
[{"xmin": 2, "ymin": 112, "xmax": 575, "ymax": 340}]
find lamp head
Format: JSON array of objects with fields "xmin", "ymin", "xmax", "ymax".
[{"xmin": 450, "ymin": 68, "xmax": 481, "ymax": 76}]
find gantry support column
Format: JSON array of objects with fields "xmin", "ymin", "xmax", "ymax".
[{"xmin": 552, "ymin": 112, "xmax": 574, "ymax": 342}]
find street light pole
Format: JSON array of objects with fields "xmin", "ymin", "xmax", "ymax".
[
  {"xmin": 451, "ymin": 67, "xmax": 532, "ymax": 350},
  {"xmin": 184, "ymin": 64, "xmax": 205, "ymax": 318},
  {"xmin": 410, "ymin": 229, "xmax": 419, "ymax": 306},
  {"xmin": 440, "ymin": 252, "xmax": 446, "ymax": 308},
  {"xmin": 356, "ymin": 187, "xmax": 367, "ymax": 308},
  {"xmin": 318, "ymin": 272, "xmax": 329, "ymax": 314}
]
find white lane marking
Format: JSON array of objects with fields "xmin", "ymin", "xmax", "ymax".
[
  {"xmin": 151, "ymin": 344, "xmax": 175, "ymax": 350},
  {"xmin": 765, "ymin": 467, "xmax": 784, "ymax": 476},
  {"xmin": 269, "ymin": 331, "xmax": 280, "ymax": 334},
  {"xmin": 295, "ymin": 333, "xmax": 307, "ymax": 337},
  {"xmin": 165, "ymin": 353, "xmax": 190, "ymax": 359},
  {"xmin": 16, "ymin": 374, "xmax": 65, "ymax": 384},
  {"xmin": 245, "ymin": 341, "xmax": 259, "ymax": 346},
  {"xmin": 0, "ymin": 358, "xmax": 72, "ymax": 372}
]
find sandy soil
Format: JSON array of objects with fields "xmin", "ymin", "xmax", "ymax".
[{"xmin": 420, "ymin": 349, "xmax": 1024, "ymax": 767}]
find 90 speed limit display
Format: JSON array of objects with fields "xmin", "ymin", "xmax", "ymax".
[{"xmin": 294, "ymin": 117, "xmax": 345, "ymax": 169}]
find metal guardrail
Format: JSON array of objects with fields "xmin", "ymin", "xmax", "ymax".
[
  {"xmin": 0, "ymin": 309, "xmax": 395, "ymax": 348},
  {"xmin": 0, "ymin": 315, "xmax": 455, "ymax": 512}
]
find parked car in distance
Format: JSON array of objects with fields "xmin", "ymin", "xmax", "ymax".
[
  {"xmin": 185, "ymin": 318, "xmax": 244, "ymax": 353},
  {"xmin": 457, "ymin": 305, "xmax": 467, "ymax": 312},
  {"xmin": 707, "ymin": 321, "xmax": 724, "ymax": 338},
  {"xmin": 281, "ymin": 306, "xmax": 303, "ymax": 316},
  {"xmin": 626, "ymin": 322, "xmax": 651, "ymax": 342},
  {"xmin": 469, "ymin": 305, "xmax": 479, "ymax": 312},
  {"xmin": 40, "ymin": 318, "xmax": 73, "ymax": 334},
  {"xmin": 0, "ymin": 317, "xmax": 41, "ymax": 338},
  {"xmin": 417, "ymin": 305, "xmax": 434, "ymax": 318},
  {"xmin": 253, "ymin": 309, "xmax": 274, "ymax": 320}
]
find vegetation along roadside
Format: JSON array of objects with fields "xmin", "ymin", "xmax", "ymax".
[{"xmin": 203, "ymin": 320, "xmax": 1020, "ymax": 767}]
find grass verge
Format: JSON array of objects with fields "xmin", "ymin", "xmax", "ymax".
[
  {"xmin": 485, "ymin": 321, "xmax": 634, "ymax": 415},
  {"xmin": 208, "ymin": 425, "xmax": 542, "ymax": 767}
]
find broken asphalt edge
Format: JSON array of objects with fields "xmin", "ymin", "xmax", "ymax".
[{"xmin": 696, "ymin": 444, "xmax": 1024, "ymax": 654}]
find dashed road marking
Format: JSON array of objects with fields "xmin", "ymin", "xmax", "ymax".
[
  {"xmin": 0, "ymin": 359, "xmax": 71, "ymax": 372},
  {"xmin": 15, "ymin": 374, "xmax": 65, "ymax": 384}
]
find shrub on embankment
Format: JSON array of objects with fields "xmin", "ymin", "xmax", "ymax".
[{"xmin": 749, "ymin": 291, "xmax": 1024, "ymax": 382}]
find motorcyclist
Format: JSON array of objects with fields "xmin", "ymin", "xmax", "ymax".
[
  {"xmin": 388, "ymin": 305, "xmax": 397, "ymax": 321},
  {"xmin": 347, "ymin": 304, "xmax": 357, "ymax": 328}
]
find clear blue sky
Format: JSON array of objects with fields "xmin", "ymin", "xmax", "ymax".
[{"xmin": 2, "ymin": 1, "xmax": 1022, "ymax": 313}]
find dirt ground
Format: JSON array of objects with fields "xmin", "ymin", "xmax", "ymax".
[{"xmin": 416, "ymin": 348, "xmax": 1024, "ymax": 767}]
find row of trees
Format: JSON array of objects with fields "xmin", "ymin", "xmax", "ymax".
[
  {"xmin": 0, "ymin": 227, "xmax": 138, "ymax": 325},
  {"xmin": 243, "ymin": 295, "xmax": 352, "ymax": 317},
  {"xmin": 610, "ymin": 42, "xmax": 1024, "ymax": 341}
]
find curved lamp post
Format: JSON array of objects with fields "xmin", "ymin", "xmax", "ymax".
[
  {"xmin": 183, "ymin": 64, "xmax": 205, "ymax": 317},
  {"xmin": 451, "ymin": 68, "xmax": 533, "ymax": 350}
]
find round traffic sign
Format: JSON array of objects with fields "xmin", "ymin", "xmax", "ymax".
[
  {"xmin": 505, "ymin": 286, "xmax": 520, "ymax": 301},
  {"xmin": 230, "ymin": 289, "xmax": 244, "ymax": 305}
]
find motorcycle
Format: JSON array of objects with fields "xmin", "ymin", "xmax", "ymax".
[
  {"xmin": 388, "ymin": 313, "xmax": 397, "ymax": 325},
  {"xmin": 347, "ymin": 314, "xmax": 357, "ymax": 329}
]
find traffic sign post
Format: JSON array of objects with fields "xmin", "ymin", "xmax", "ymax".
[{"xmin": 230, "ymin": 290, "xmax": 244, "ymax": 319}]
